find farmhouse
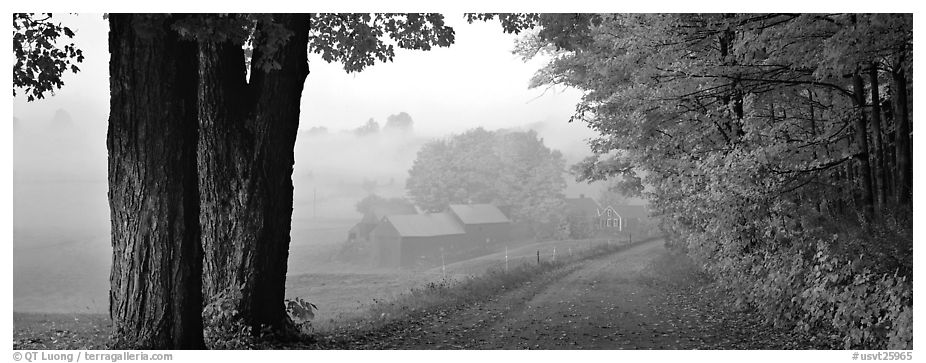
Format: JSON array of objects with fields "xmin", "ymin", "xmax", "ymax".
[
  {"xmin": 371, "ymin": 212, "xmax": 467, "ymax": 268},
  {"xmin": 598, "ymin": 205, "xmax": 648, "ymax": 232}
]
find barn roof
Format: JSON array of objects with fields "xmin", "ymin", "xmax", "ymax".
[
  {"xmin": 565, "ymin": 197, "xmax": 600, "ymax": 216},
  {"xmin": 600, "ymin": 205, "xmax": 649, "ymax": 219},
  {"xmin": 384, "ymin": 212, "xmax": 466, "ymax": 237},
  {"xmin": 448, "ymin": 204, "xmax": 510, "ymax": 225}
]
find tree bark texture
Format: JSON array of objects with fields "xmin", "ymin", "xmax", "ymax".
[
  {"xmin": 107, "ymin": 14, "xmax": 204, "ymax": 349},
  {"xmin": 199, "ymin": 14, "xmax": 311, "ymax": 332}
]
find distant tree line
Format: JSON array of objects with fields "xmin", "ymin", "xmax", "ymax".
[{"xmin": 352, "ymin": 112, "xmax": 414, "ymax": 136}]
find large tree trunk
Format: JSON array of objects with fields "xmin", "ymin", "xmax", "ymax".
[
  {"xmin": 199, "ymin": 14, "xmax": 310, "ymax": 333},
  {"xmin": 107, "ymin": 14, "xmax": 204, "ymax": 349}
]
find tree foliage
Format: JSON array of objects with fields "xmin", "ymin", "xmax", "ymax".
[
  {"xmin": 353, "ymin": 118, "xmax": 380, "ymax": 136},
  {"xmin": 13, "ymin": 13, "xmax": 84, "ymax": 101},
  {"xmin": 383, "ymin": 111, "xmax": 414, "ymax": 133},
  {"xmin": 311, "ymin": 13, "xmax": 455, "ymax": 73},
  {"xmin": 169, "ymin": 13, "xmax": 456, "ymax": 73},
  {"xmin": 510, "ymin": 13, "xmax": 912, "ymax": 349},
  {"xmin": 355, "ymin": 194, "xmax": 415, "ymax": 215}
]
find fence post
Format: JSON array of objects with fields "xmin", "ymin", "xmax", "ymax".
[
  {"xmin": 553, "ymin": 248, "xmax": 556, "ymax": 263},
  {"xmin": 505, "ymin": 246, "xmax": 509, "ymax": 273},
  {"xmin": 537, "ymin": 250, "xmax": 540, "ymax": 265}
]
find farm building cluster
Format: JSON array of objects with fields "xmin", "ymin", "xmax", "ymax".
[{"xmin": 347, "ymin": 195, "xmax": 650, "ymax": 268}]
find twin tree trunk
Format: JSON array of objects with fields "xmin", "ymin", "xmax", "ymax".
[{"xmin": 108, "ymin": 14, "xmax": 310, "ymax": 348}]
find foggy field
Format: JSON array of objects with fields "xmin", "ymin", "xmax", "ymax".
[
  {"xmin": 14, "ymin": 174, "xmax": 601, "ymax": 315},
  {"xmin": 13, "ymin": 109, "xmax": 602, "ymax": 315},
  {"xmin": 14, "ymin": 180, "xmax": 110, "ymax": 313}
]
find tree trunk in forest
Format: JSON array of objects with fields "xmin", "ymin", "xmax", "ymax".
[
  {"xmin": 891, "ymin": 57, "xmax": 912, "ymax": 207},
  {"xmin": 199, "ymin": 14, "xmax": 311, "ymax": 333},
  {"xmin": 851, "ymin": 71, "xmax": 875, "ymax": 217},
  {"xmin": 716, "ymin": 27, "xmax": 744, "ymax": 141},
  {"xmin": 867, "ymin": 63, "xmax": 886, "ymax": 208},
  {"xmin": 107, "ymin": 14, "xmax": 204, "ymax": 349}
]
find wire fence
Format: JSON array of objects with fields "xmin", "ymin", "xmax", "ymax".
[{"xmin": 430, "ymin": 235, "xmax": 656, "ymax": 279}]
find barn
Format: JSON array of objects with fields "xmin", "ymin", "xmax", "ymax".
[
  {"xmin": 447, "ymin": 204, "xmax": 511, "ymax": 246},
  {"xmin": 348, "ymin": 202, "xmax": 417, "ymax": 242},
  {"xmin": 371, "ymin": 212, "xmax": 467, "ymax": 268}
]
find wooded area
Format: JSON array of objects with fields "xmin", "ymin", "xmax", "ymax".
[{"xmin": 505, "ymin": 13, "xmax": 913, "ymax": 349}]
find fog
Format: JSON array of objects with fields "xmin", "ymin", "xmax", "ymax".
[
  {"xmin": 13, "ymin": 111, "xmax": 602, "ymax": 314},
  {"xmin": 12, "ymin": 14, "xmax": 604, "ymax": 314}
]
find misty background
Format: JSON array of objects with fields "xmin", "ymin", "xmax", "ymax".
[{"xmin": 13, "ymin": 14, "xmax": 607, "ymax": 313}]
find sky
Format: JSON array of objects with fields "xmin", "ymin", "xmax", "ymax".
[{"xmin": 12, "ymin": 14, "xmax": 592, "ymax": 139}]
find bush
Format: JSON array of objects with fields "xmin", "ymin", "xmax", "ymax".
[
  {"xmin": 697, "ymin": 224, "xmax": 912, "ymax": 349},
  {"xmin": 202, "ymin": 288, "xmax": 255, "ymax": 350},
  {"xmin": 285, "ymin": 297, "xmax": 318, "ymax": 335}
]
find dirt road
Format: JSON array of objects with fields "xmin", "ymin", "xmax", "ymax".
[{"xmin": 316, "ymin": 239, "xmax": 832, "ymax": 349}]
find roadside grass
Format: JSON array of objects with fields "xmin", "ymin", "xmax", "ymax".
[
  {"xmin": 308, "ymin": 237, "xmax": 663, "ymax": 345},
  {"xmin": 285, "ymin": 271, "xmax": 434, "ymax": 331}
]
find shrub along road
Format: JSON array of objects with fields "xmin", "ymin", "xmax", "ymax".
[{"xmin": 311, "ymin": 239, "xmax": 838, "ymax": 349}]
